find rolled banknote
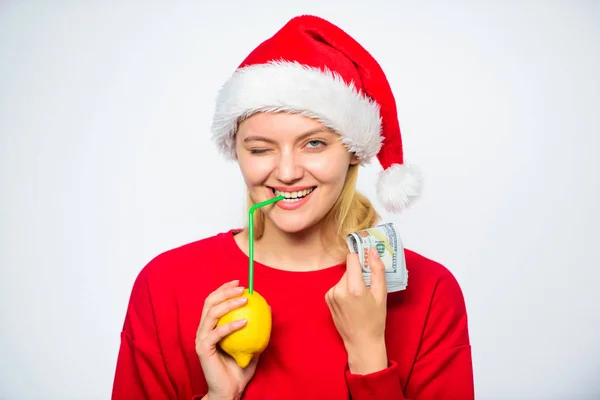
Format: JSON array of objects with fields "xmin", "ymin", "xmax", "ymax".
[{"xmin": 346, "ymin": 222, "xmax": 408, "ymax": 293}]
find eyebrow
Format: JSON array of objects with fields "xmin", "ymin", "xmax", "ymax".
[{"xmin": 243, "ymin": 128, "xmax": 334, "ymax": 144}]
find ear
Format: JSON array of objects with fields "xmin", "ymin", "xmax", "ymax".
[{"xmin": 349, "ymin": 153, "xmax": 360, "ymax": 165}]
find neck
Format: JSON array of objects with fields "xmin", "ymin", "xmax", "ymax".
[{"xmin": 241, "ymin": 218, "xmax": 347, "ymax": 272}]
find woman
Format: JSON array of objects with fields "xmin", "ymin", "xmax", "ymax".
[{"xmin": 112, "ymin": 15, "xmax": 474, "ymax": 400}]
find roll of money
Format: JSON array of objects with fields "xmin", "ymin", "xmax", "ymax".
[{"xmin": 347, "ymin": 222, "xmax": 408, "ymax": 293}]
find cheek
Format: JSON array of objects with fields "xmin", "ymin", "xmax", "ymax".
[
  {"xmin": 238, "ymin": 155, "xmax": 274, "ymax": 185},
  {"xmin": 304, "ymin": 154, "xmax": 349, "ymax": 185}
]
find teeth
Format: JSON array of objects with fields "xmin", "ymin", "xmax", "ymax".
[{"xmin": 274, "ymin": 187, "xmax": 314, "ymax": 200}]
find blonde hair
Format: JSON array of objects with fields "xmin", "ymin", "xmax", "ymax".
[{"xmin": 246, "ymin": 163, "xmax": 380, "ymax": 252}]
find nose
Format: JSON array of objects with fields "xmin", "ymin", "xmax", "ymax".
[{"xmin": 274, "ymin": 153, "xmax": 304, "ymax": 184}]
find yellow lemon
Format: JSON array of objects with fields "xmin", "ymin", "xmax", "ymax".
[{"xmin": 216, "ymin": 289, "xmax": 272, "ymax": 368}]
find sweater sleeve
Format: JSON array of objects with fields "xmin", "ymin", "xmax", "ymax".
[
  {"xmin": 111, "ymin": 268, "xmax": 178, "ymax": 400},
  {"xmin": 346, "ymin": 360, "xmax": 406, "ymax": 399},
  {"xmin": 345, "ymin": 273, "xmax": 474, "ymax": 399}
]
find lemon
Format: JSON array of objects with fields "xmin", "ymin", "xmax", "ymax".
[{"xmin": 216, "ymin": 289, "xmax": 272, "ymax": 368}]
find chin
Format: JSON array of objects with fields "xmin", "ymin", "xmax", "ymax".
[
  {"xmin": 266, "ymin": 211, "xmax": 323, "ymax": 234},
  {"xmin": 270, "ymin": 216, "xmax": 316, "ymax": 234}
]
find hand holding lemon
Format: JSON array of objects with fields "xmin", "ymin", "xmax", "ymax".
[{"xmin": 195, "ymin": 279, "xmax": 269, "ymax": 400}]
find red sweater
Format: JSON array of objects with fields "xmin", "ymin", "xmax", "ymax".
[{"xmin": 112, "ymin": 229, "xmax": 473, "ymax": 399}]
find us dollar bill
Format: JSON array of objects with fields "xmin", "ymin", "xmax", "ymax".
[{"xmin": 346, "ymin": 222, "xmax": 408, "ymax": 293}]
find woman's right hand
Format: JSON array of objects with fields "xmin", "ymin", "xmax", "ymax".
[{"xmin": 195, "ymin": 279, "xmax": 259, "ymax": 400}]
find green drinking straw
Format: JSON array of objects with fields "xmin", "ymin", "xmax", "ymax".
[{"xmin": 248, "ymin": 195, "xmax": 285, "ymax": 294}]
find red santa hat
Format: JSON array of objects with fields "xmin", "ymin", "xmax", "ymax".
[{"xmin": 211, "ymin": 15, "xmax": 422, "ymax": 213}]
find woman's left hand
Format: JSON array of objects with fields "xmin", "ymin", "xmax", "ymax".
[{"xmin": 325, "ymin": 247, "xmax": 389, "ymax": 375}]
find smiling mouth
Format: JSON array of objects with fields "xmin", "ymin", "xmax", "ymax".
[{"xmin": 270, "ymin": 187, "xmax": 316, "ymax": 202}]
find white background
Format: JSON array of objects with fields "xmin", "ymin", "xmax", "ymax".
[{"xmin": 1, "ymin": 1, "xmax": 599, "ymax": 399}]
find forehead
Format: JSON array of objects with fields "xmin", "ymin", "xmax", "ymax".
[{"xmin": 236, "ymin": 112, "xmax": 336, "ymax": 140}]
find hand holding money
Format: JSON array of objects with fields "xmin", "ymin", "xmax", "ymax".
[
  {"xmin": 347, "ymin": 222, "xmax": 409, "ymax": 293},
  {"xmin": 325, "ymin": 247, "xmax": 389, "ymax": 374}
]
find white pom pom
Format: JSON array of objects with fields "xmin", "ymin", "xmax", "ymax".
[{"xmin": 376, "ymin": 164, "xmax": 423, "ymax": 213}]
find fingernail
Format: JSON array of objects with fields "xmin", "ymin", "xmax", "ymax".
[
  {"xmin": 236, "ymin": 297, "xmax": 248, "ymax": 303},
  {"xmin": 234, "ymin": 286, "xmax": 245, "ymax": 293},
  {"xmin": 230, "ymin": 279, "xmax": 240, "ymax": 285},
  {"xmin": 235, "ymin": 319, "xmax": 247, "ymax": 326},
  {"xmin": 370, "ymin": 247, "xmax": 379, "ymax": 259}
]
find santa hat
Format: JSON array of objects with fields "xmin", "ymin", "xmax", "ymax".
[{"xmin": 211, "ymin": 15, "xmax": 422, "ymax": 213}]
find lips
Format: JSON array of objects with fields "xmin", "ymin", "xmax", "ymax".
[
  {"xmin": 271, "ymin": 187, "xmax": 316, "ymax": 201},
  {"xmin": 267, "ymin": 186, "xmax": 317, "ymax": 210}
]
